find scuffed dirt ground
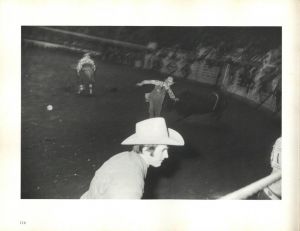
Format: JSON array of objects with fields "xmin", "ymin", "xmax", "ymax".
[{"xmin": 21, "ymin": 47, "xmax": 281, "ymax": 199}]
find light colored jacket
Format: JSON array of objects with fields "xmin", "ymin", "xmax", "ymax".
[
  {"xmin": 268, "ymin": 137, "xmax": 281, "ymax": 197},
  {"xmin": 81, "ymin": 151, "xmax": 148, "ymax": 199}
]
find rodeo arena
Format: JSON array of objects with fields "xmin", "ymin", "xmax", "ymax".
[{"xmin": 21, "ymin": 26, "xmax": 282, "ymax": 200}]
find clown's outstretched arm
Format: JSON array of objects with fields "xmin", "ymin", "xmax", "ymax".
[{"xmin": 136, "ymin": 80, "xmax": 161, "ymax": 86}]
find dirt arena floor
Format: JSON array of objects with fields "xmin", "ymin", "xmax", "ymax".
[{"xmin": 21, "ymin": 47, "xmax": 281, "ymax": 199}]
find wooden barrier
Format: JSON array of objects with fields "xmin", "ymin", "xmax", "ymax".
[{"xmin": 187, "ymin": 61, "xmax": 220, "ymax": 85}]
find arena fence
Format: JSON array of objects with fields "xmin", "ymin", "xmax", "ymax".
[
  {"xmin": 22, "ymin": 26, "xmax": 281, "ymax": 113},
  {"xmin": 22, "ymin": 26, "xmax": 146, "ymax": 67},
  {"xmin": 23, "ymin": 38, "xmax": 102, "ymax": 55},
  {"xmin": 219, "ymin": 171, "xmax": 281, "ymax": 200},
  {"xmin": 37, "ymin": 26, "xmax": 147, "ymax": 50}
]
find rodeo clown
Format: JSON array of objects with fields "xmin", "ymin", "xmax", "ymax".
[
  {"xmin": 136, "ymin": 76, "xmax": 179, "ymax": 118},
  {"xmin": 76, "ymin": 53, "xmax": 96, "ymax": 95},
  {"xmin": 80, "ymin": 117, "xmax": 184, "ymax": 199}
]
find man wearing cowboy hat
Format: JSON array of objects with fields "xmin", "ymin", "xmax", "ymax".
[
  {"xmin": 136, "ymin": 76, "xmax": 179, "ymax": 118},
  {"xmin": 80, "ymin": 117, "xmax": 184, "ymax": 199}
]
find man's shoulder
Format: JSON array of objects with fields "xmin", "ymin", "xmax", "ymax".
[
  {"xmin": 102, "ymin": 151, "xmax": 144, "ymax": 177},
  {"xmin": 113, "ymin": 151, "xmax": 140, "ymax": 161},
  {"xmin": 97, "ymin": 152, "xmax": 132, "ymax": 173},
  {"xmin": 106, "ymin": 151, "xmax": 137, "ymax": 164},
  {"xmin": 112, "ymin": 151, "xmax": 132, "ymax": 157}
]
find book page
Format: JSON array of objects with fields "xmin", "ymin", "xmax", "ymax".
[{"xmin": 0, "ymin": 0, "xmax": 298, "ymax": 230}]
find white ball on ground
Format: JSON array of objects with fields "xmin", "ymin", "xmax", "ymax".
[{"xmin": 47, "ymin": 105, "xmax": 53, "ymax": 111}]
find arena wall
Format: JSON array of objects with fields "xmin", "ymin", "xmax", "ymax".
[{"xmin": 22, "ymin": 26, "xmax": 281, "ymax": 114}]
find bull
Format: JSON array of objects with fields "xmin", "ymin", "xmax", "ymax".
[{"xmin": 165, "ymin": 86, "xmax": 228, "ymax": 123}]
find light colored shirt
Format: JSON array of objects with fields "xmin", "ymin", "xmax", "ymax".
[
  {"xmin": 268, "ymin": 137, "xmax": 281, "ymax": 196},
  {"xmin": 81, "ymin": 151, "xmax": 148, "ymax": 199},
  {"xmin": 76, "ymin": 56, "xmax": 96, "ymax": 74},
  {"xmin": 270, "ymin": 137, "xmax": 281, "ymax": 170},
  {"xmin": 141, "ymin": 80, "xmax": 176, "ymax": 100}
]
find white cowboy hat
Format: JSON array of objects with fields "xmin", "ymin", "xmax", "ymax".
[{"xmin": 121, "ymin": 117, "xmax": 184, "ymax": 146}]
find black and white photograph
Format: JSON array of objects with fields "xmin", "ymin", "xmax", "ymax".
[
  {"xmin": 21, "ymin": 26, "xmax": 282, "ymax": 200},
  {"xmin": 1, "ymin": 0, "xmax": 299, "ymax": 230}
]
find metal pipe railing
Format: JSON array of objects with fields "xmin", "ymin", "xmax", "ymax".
[
  {"xmin": 37, "ymin": 26, "xmax": 148, "ymax": 50},
  {"xmin": 23, "ymin": 39, "xmax": 101, "ymax": 55},
  {"xmin": 219, "ymin": 171, "xmax": 281, "ymax": 200}
]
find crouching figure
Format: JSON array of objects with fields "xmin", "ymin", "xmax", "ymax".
[{"xmin": 80, "ymin": 117, "xmax": 184, "ymax": 199}]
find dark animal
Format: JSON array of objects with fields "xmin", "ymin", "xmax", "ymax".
[{"xmin": 165, "ymin": 87, "xmax": 228, "ymax": 122}]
